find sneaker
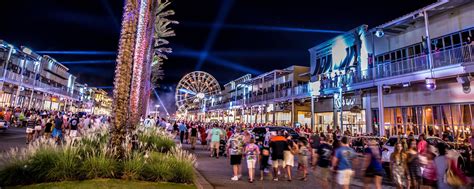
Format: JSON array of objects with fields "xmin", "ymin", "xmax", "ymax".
[
  {"xmin": 237, "ymin": 174, "xmax": 242, "ymax": 179},
  {"xmin": 273, "ymin": 178, "xmax": 278, "ymax": 181},
  {"xmin": 231, "ymin": 176, "xmax": 239, "ymax": 181}
]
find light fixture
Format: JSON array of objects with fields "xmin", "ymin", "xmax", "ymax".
[
  {"xmin": 375, "ymin": 29, "xmax": 384, "ymax": 38},
  {"xmin": 425, "ymin": 78, "xmax": 436, "ymax": 91},
  {"xmin": 402, "ymin": 82, "xmax": 411, "ymax": 87}
]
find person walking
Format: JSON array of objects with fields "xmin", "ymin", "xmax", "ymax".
[
  {"xmin": 258, "ymin": 140, "xmax": 271, "ymax": 181},
  {"xmin": 310, "ymin": 133, "xmax": 321, "ymax": 168},
  {"xmin": 297, "ymin": 138, "xmax": 310, "ymax": 181},
  {"xmin": 244, "ymin": 138, "xmax": 260, "ymax": 183},
  {"xmin": 270, "ymin": 132, "xmax": 287, "ymax": 181},
  {"xmin": 407, "ymin": 139, "xmax": 421, "ymax": 189},
  {"xmin": 314, "ymin": 136, "xmax": 332, "ymax": 189},
  {"xmin": 332, "ymin": 136, "xmax": 357, "ymax": 189},
  {"xmin": 227, "ymin": 128, "xmax": 244, "ymax": 181},
  {"xmin": 210, "ymin": 124, "xmax": 223, "ymax": 158},
  {"xmin": 43, "ymin": 118, "xmax": 53, "ymax": 139},
  {"xmin": 362, "ymin": 139, "xmax": 384, "ymax": 189},
  {"xmin": 25, "ymin": 115, "xmax": 36, "ymax": 144},
  {"xmin": 177, "ymin": 121, "xmax": 186, "ymax": 144},
  {"xmin": 189, "ymin": 124, "xmax": 198, "ymax": 150},
  {"xmin": 390, "ymin": 142, "xmax": 409, "ymax": 189},
  {"xmin": 69, "ymin": 115, "xmax": 79, "ymax": 139},
  {"xmin": 283, "ymin": 133, "xmax": 298, "ymax": 181}
]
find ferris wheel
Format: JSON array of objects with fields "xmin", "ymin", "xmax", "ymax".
[{"xmin": 175, "ymin": 71, "xmax": 221, "ymax": 113}]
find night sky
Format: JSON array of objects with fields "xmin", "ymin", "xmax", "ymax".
[{"xmin": 0, "ymin": 0, "xmax": 436, "ymax": 112}]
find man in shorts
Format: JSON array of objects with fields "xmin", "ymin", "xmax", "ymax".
[
  {"xmin": 69, "ymin": 115, "xmax": 79, "ymax": 138},
  {"xmin": 269, "ymin": 132, "xmax": 287, "ymax": 181},
  {"xmin": 210, "ymin": 124, "xmax": 223, "ymax": 158},
  {"xmin": 332, "ymin": 136, "xmax": 357, "ymax": 189},
  {"xmin": 314, "ymin": 136, "xmax": 333, "ymax": 189},
  {"xmin": 227, "ymin": 127, "xmax": 244, "ymax": 181}
]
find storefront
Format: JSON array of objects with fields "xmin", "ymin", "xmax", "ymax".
[
  {"xmin": 314, "ymin": 93, "xmax": 367, "ymax": 134},
  {"xmin": 370, "ymin": 79, "xmax": 474, "ymax": 138}
]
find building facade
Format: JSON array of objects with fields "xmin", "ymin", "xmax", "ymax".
[
  {"xmin": 0, "ymin": 40, "xmax": 111, "ymax": 112},
  {"xmin": 309, "ymin": 0, "xmax": 474, "ymax": 137}
]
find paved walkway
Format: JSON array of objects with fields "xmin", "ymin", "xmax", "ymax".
[{"xmin": 182, "ymin": 143, "xmax": 381, "ymax": 189}]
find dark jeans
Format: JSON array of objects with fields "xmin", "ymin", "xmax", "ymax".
[{"xmin": 179, "ymin": 131, "xmax": 185, "ymax": 144}]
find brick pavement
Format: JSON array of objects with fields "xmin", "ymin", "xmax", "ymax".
[{"xmin": 181, "ymin": 143, "xmax": 391, "ymax": 189}]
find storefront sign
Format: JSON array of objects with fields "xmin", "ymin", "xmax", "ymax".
[{"xmin": 334, "ymin": 94, "xmax": 360, "ymax": 110}]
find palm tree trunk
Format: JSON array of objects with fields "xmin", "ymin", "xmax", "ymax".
[
  {"xmin": 137, "ymin": 0, "xmax": 156, "ymax": 121},
  {"xmin": 129, "ymin": 0, "xmax": 153, "ymax": 128},
  {"xmin": 110, "ymin": 0, "xmax": 139, "ymax": 159}
]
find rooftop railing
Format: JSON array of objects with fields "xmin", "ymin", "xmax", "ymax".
[{"xmin": 321, "ymin": 44, "xmax": 473, "ymax": 90}]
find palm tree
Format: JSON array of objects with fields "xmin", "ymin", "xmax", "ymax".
[
  {"xmin": 109, "ymin": 0, "xmax": 140, "ymax": 159},
  {"xmin": 151, "ymin": 0, "xmax": 178, "ymax": 87},
  {"xmin": 129, "ymin": 0, "xmax": 153, "ymax": 127}
]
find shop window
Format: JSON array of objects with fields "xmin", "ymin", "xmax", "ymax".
[
  {"xmin": 451, "ymin": 104, "xmax": 461, "ymax": 128},
  {"xmin": 461, "ymin": 104, "xmax": 471, "ymax": 126}
]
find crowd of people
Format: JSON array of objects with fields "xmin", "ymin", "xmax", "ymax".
[
  {"xmin": 0, "ymin": 107, "xmax": 109, "ymax": 144},
  {"xmin": 166, "ymin": 120, "xmax": 473, "ymax": 189}
]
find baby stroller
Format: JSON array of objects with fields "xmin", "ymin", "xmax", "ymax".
[{"xmin": 219, "ymin": 139, "xmax": 227, "ymax": 157}]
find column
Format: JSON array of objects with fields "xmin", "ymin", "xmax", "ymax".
[
  {"xmin": 291, "ymin": 99, "xmax": 295, "ymax": 127},
  {"xmin": 377, "ymin": 85, "xmax": 385, "ymax": 137},
  {"xmin": 365, "ymin": 93, "xmax": 373, "ymax": 134},
  {"xmin": 333, "ymin": 95, "xmax": 338, "ymax": 131},
  {"xmin": 310, "ymin": 96, "xmax": 315, "ymax": 132}
]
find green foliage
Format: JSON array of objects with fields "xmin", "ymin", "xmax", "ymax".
[
  {"xmin": 141, "ymin": 152, "xmax": 194, "ymax": 184},
  {"xmin": 122, "ymin": 152, "xmax": 145, "ymax": 180},
  {"xmin": 0, "ymin": 159, "xmax": 30, "ymax": 185},
  {"xmin": 81, "ymin": 150, "xmax": 119, "ymax": 179},
  {"xmin": 47, "ymin": 147, "xmax": 81, "ymax": 181},
  {"xmin": 138, "ymin": 129, "xmax": 176, "ymax": 152},
  {"xmin": 0, "ymin": 128, "xmax": 195, "ymax": 186}
]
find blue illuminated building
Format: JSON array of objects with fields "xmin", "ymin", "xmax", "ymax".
[{"xmin": 185, "ymin": 0, "xmax": 474, "ymax": 139}]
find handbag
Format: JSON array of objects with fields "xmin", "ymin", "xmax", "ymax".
[{"xmin": 444, "ymin": 159, "xmax": 463, "ymax": 187}]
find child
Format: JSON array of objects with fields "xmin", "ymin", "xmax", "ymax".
[
  {"xmin": 298, "ymin": 139, "xmax": 310, "ymax": 181},
  {"xmin": 244, "ymin": 138, "xmax": 260, "ymax": 183},
  {"xmin": 257, "ymin": 140, "xmax": 271, "ymax": 181}
]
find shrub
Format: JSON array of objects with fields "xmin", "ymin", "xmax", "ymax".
[
  {"xmin": 138, "ymin": 129, "xmax": 175, "ymax": 152},
  {"xmin": 141, "ymin": 152, "xmax": 195, "ymax": 183},
  {"xmin": 27, "ymin": 147, "xmax": 60, "ymax": 182},
  {"xmin": 122, "ymin": 152, "xmax": 145, "ymax": 180},
  {"xmin": 47, "ymin": 147, "xmax": 81, "ymax": 181},
  {"xmin": 0, "ymin": 159, "xmax": 31, "ymax": 185},
  {"xmin": 81, "ymin": 148, "xmax": 119, "ymax": 179}
]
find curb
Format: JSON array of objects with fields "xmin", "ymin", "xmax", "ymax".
[{"xmin": 193, "ymin": 167, "xmax": 214, "ymax": 189}]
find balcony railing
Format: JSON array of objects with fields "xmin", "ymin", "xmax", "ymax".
[
  {"xmin": 321, "ymin": 44, "xmax": 474, "ymax": 90},
  {"xmin": 0, "ymin": 69, "xmax": 76, "ymax": 98},
  {"xmin": 206, "ymin": 84, "xmax": 310, "ymax": 110}
]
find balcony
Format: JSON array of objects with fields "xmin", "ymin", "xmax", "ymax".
[
  {"xmin": 0, "ymin": 69, "xmax": 77, "ymax": 99},
  {"xmin": 320, "ymin": 44, "xmax": 474, "ymax": 92},
  {"xmin": 206, "ymin": 84, "xmax": 310, "ymax": 111}
]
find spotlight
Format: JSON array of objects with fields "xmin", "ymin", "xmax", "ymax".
[
  {"xmin": 425, "ymin": 78, "xmax": 436, "ymax": 91},
  {"xmin": 382, "ymin": 85, "xmax": 391, "ymax": 94},
  {"xmin": 375, "ymin": 29, "xmax": 384, "ymax": 38},
  {"xmin": 402, "ymin": 82, "xmax": 411, "ymax": 87},
  {"xmin": 457, "ymin": 75, "xmax": 472, "ymax": 94}
]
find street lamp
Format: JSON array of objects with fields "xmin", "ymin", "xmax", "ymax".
[{"xmin": 155, "ymin": 104, "xmax": 160, "ymax": 118}]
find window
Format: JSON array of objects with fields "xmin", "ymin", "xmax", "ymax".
[
  {"xmin": 461, "ymin": 31, "xmax": 470, "ymax": 44},
  {"xmin": 396, "ymin": 50, "xmax": 402, "ymax": 60},
  {"xmin": 435, "ymin": 38, "xmax": 443, "ymax": 50},
  {"xmin": 402, "ymin": 49, "xmax": 407, "ymax": 59},
  {"xmin": 384, "ymin": 54, "xmax": 390, "ymax": 62},
  {"xmin": 452, "ymin": 34, "xmax": 461, "ymax": 46},
  {"xmin": 390, "ymin": 52, "xmax": 396, "ymax": 61},
  {"xmin": 414, "ymin": 45, "xmax": 421, "ymax": 55},
  {"xmin": 408, "ymin": 47, "xmax": 414, "ymax": 57},
  {"xmin": 443, "ymin": 36, "xmax": 452, "ymax": 48}
]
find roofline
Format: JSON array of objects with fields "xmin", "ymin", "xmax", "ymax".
[{"xmin": 369, "ymin": 0, "xmax": 449, "ymax": 32}]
